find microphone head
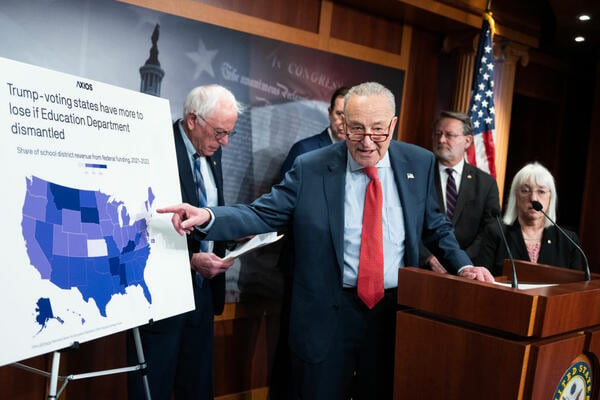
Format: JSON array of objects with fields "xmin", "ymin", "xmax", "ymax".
[{"xmin": 531, "ymin": 200, "xmax": 543, "ymax": 212}]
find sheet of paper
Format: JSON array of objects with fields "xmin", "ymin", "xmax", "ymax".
[
  {"xmin": 223, "ymin": 232, "xmax": 284, "ymax": 261},
  {"xmin": 493, "ymin": 282, "xmax": 558, "ymax": 290}
]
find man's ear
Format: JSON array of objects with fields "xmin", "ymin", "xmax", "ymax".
[
  {"xmin": 184, "ymin": 113, "xmax": 195, "ymax": 131},
  {"xmin": 464, "ymin": 134, "xmax": 474, "ymax": 149}
]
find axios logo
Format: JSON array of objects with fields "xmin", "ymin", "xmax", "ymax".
[
  {"xmin": 75, "ymin": 81, "xmax": 93, "ymax": 91},
  {"xmin": 553, "ymin": 356, "xmax": 593, "ymax": 400}
]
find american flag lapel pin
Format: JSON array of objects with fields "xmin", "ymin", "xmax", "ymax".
[{"xmin": 407, "ymin": 173, "xmax": 414, "ymax": 179}]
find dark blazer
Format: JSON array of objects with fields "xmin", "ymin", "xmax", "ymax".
[
  {"xmin": 173, "ymin": 121, "xmax": 226, "ymax": 314},
  {"xmin": 476, "ymin": 220, "xmax": 583, "ymax": 276},
  {"xmin": 279, "ymin": 129, "xmax": 332, "ymax": 180},
  {"xmin": 420, "ymin": 162, "xmax": 500, "ymax": 264},
  {"xmin": 205, "ymin": 140, "xmax": 470, "ymax": 363}
]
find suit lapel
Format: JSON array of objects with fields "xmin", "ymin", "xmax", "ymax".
[
  {"xmin": 173, "ymin": 121, "xmax": 199, "ymax": 205},
  {"xmin": 452, "ymin": 163, "xmax": 475, "ymax": 223},
  {"xmin": 323, "ymin": 144, "xmax": 347, "ymax": 276}
]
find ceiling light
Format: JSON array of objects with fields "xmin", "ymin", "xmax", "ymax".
[
  {"xmin": 578, "ymin": 14, "xmax": 591, "ymax": 21},
  {"xmin": 574, "ymin": 36, "xmax": 586, "ymax": 43}
]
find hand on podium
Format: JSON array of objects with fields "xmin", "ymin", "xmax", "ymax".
[{"xmin": 459, "ymin": 266, "xmax": 495, "ymax": 282}]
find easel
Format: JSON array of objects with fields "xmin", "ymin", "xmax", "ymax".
[{"xmin": 12, "ymin": 327, "xmax": 152, "ymax": 400}]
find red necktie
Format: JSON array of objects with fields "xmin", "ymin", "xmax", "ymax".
[{"xmin": 357, "ymin": 166, "xmax": 384, "ymax": 309}]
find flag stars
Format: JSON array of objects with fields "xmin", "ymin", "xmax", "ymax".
[
  {"xmin": 481, "ymin": 100, "xmax": 488, "ymax": 108},
  {"xmin": 486, "ymin": 62, "xmax": 494, "ymax": 71},
  {"xmin": 475, "ymin": 94, "xmax": 482, "ymax": 101},
  {"xmin": 483, "ymin": 73, "xmax": 490, "ymax": 81},
  {"xmin": 485, "ymin": 90, "xmax": 493, "ymax": 97},
  {"xmin": 484, "ymin": 45, "xmax": 492, "ymax": 53}
]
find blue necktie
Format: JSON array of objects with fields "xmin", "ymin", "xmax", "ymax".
[{"xmin": 192, "ymin": 154, "xmax": 209, "ymax": 253}]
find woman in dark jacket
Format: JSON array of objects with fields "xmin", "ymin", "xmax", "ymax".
[{"xmin": 476, "ymin": 162, "xmax": 581, "ymax": 276}]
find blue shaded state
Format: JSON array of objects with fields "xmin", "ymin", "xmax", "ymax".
[
  {"xmin": 35, "ymin": 297, "xmax": 64, "ymax": 334},
  {"xmin": 22, "ymin": 176, "xmax": 155, "ymax": 318}
]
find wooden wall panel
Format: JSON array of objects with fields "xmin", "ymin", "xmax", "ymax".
[
  {"xmin": 330, "ymin": 3, "xmax": 404, "ymax": 54},
  {"xmin": 397, "ymin": 28, "xmax": 442, "ymax": 147},
  {"xmin": 198, "ymin": 0, "xmax": 322, "ymax": 32}
]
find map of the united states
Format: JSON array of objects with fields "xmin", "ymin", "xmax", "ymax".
[{"xmin": 21, "ymin": 176, "xmax": 154, "ymax": 324}]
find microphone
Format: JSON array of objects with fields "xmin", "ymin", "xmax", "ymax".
[
  {"xmin": 531, "ymin": 200, "xmax": 591, "ymax": 281},
  {"xmin": 492, "ymin": 209, "xmax": 518, "ymax": 288}
]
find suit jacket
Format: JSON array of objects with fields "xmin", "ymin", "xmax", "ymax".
[
  {"xmin": 279, "ymin": 128, "xmax": 332, "ymax": 180},
  {"xmin": 475, "ymin": 220, "xmax": 583, "ymax": 276},
  {"xmin": 205, "ymin": 141, "xmax": 470, "ymax": 363},
  {"xmin": 173, "ymin": 121, "xmax": 226, "ymax": 315},
  {"xmin": 420, "ymin": 162, "xmax": 500, "ymax": 264}
]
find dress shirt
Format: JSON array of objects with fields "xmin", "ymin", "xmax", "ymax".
[
  {"xmin": 343, "ymin": 152, "xmax": 405, "ymax": 289},
  {"xmin": 327, "ymin": 127, "xmax": 343, "ymax": 144},
  {"xmin": 438, "ymin": 158, "xmax": 465, "ymax": 211}
]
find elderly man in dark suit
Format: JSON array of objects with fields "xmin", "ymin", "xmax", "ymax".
[
  {"xmin": 158, "ymin": 82, "xmax": 493, "ymax": 400},
  {"xmin": 420, "ymin": 111, "xmax": 500, "ymax": 273},
  {"xmin": 127, "ymin": 85, "xmax": 241, "ymax": 400}
]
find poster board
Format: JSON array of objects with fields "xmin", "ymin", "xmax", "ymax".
[{"xmin": 0, "ymin": 56, "xmax": 193, "ymax": 367}]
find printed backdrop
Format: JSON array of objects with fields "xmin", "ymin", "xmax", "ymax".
[{"xmin": 0, "ymin": 0, "xmax": 405, "ymax": 302}]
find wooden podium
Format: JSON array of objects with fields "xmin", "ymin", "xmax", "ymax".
[{"xmin": 393, "ymin": 262, "xmax": 600, "ymax": 400}]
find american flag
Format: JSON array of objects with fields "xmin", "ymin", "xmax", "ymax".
[{"xmin": 466, "ymin": 12, "xmax": 496, "ymax": 177}]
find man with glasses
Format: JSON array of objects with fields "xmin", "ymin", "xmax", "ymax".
[
  {"xmin": 157, "ymin": 82, "xmax": 493, "ymax": 399},
  {"xmin": 420, "ymin": 111, "xmax": 500, "ymax": 274},
  {"xmin": 127, "ymin": 85, "xmax": 242, "ymax": 400}
]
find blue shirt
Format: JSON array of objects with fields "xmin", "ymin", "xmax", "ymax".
[{"xmin": 343, "ymin": 151, "xmax": 405, "ymax": 288}]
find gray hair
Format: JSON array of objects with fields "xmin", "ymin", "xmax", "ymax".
[
  {"xmin": 432, "ymin": 111, "xmax": 473, "ymax": 136},
  {"xmin": 503, "ymin": 162, "xmax": 557, "ymax": 227},
  {"xmin": 183, "ymin": 84, "xmax": 243, "ymax": 119},
  {"xmin": 344, "ymin": 82, "xmax": 396, "ymax": 114}
]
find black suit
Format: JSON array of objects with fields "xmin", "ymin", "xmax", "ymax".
[
  {"xmin": 476, "ymin": 221, "xmax": 582, "ymax": 276},
  {"xmin": 127, "ymin": 121, "xmax": 226, "ymax": 400},
  {"xmin": 420, "ymin": 162, "xmax": 499, "ymax": 265}
]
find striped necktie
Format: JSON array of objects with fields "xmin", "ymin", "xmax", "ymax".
[
  {"xmin": 445, "ymin": 168, "xmax": 457, "ymax": 220},
  {"xmin": 192, "ymin": 154, "xmax": 209, "ymax": 253}
]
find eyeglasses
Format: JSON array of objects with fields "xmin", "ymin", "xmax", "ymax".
[
  {"xmin": 518, "ymin": 186, "xmax": 550, "ymax": 198},
  {"xmin": 432, "ymin": 131, "xmax": 464, "ymax": 140},
  {"xmin": 196, "ymin": 114, "xmax": 237, "ymax": 139},
  {"xmin": 345, "ymin": 118, "xmax": 394, "ymax": 142}
]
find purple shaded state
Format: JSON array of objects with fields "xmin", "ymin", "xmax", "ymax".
[
  {"xmin": 68, "ymin": 233, "xmax": 88, "ymax": 257},
  {"xmin": 62, "ymin": 209, "xmax": 82, "ymax": 233},
  {"xmin": 22, "ymin": 195, "xmax": 47, "ymax": 220},
  {"xmin": 52, "ymin": 225, "xmax": 69, "ymax": 257},
  {"xmin": 81, "ymin": 222, "xmax": 103, "ymax": 238},
  {"xmin": 27, "ymin": 176, "xmax": 48, "ymax": 196},
  {"xmin": 147, "ymin": 187, "xmax": 155, "ymax": 208}
]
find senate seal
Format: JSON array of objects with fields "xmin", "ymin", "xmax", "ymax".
[{"xmin": 553, "ymin": 355, "xmax": 593, "ymax": 400}]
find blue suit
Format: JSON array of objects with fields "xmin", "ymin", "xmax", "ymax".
[
  {"xmin": 205, "ymin": 141, "xmax": 469, "ymax": 365},
  {"xmin": 279, "ymin": 128, "xmax": 332, "ymax": 179},
  {"xmin": 127, "ymin": 121, "xmax": 226, "ymax": 400}
]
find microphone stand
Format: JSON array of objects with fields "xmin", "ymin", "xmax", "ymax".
[
  {"xmin": 493, "ymin": 212, "xmax": 518, "ymax": 288},
  {"xmin": 531, "ymin": 200, "xmax": 591, "ymax": 281}
]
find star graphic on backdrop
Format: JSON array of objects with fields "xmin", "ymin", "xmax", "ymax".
[{"xmin": 186, "ymin": 38, "xmax": 218, "ymax": 80}]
